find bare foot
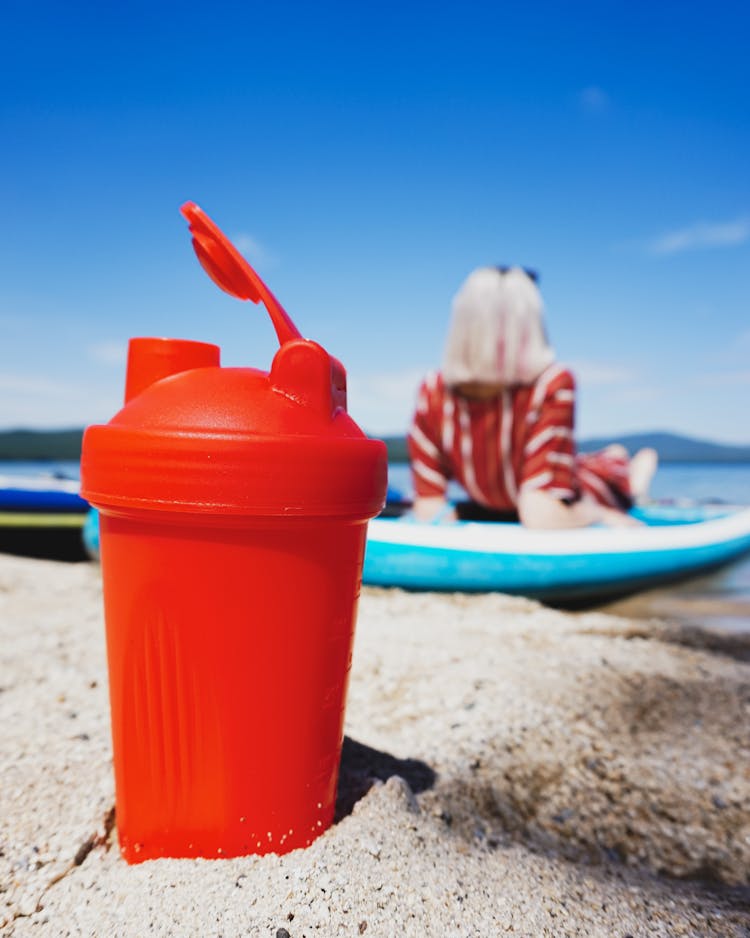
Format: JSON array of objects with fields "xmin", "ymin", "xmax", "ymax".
[{"xmin": 629, "ymin": 447, "xmax": 658, "ymax": 503}]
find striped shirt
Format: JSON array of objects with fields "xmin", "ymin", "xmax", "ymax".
[{"xmin": 408, "ymin": 366, "xmax": 632, "ymax": 510}]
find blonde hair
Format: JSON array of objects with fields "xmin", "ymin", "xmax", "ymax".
[{"xmin": 442, "ymin": 266, "xmax": 555, "ymax": 387}]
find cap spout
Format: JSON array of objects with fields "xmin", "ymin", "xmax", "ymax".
[{"xmin": 124, "ymin": 338, "xmax": 220, "ymax": 403}]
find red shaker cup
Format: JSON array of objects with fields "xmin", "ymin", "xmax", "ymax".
[{"xmin": 80, "ymin": 203, "xmax": 387, "ymax": 863}]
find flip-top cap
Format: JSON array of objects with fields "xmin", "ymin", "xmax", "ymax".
[
  {"xmin": 81, "ymin": 337, "xmax": 386, "ymax": 517},
  {"xmin": 80, "ymin": 205, "xmax": 387, "ymax": 519}
]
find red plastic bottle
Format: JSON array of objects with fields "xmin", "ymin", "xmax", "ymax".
[{"xmin": 80, "ymin": 205, "xmax": 387, "ymax": 863}]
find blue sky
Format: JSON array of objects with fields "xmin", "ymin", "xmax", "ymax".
[{"xmin": 1, "ymin": 1, "xmax": 748, "ymax": 443}]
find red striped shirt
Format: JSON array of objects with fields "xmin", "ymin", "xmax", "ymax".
[{"xmin": 408, "ymin": 366, "xmax": 631, "ymax": 510}]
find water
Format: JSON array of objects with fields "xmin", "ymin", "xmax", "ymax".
[
  {"xmin": 3, "ymin": 459, "xmax": 749, "ymax": 629},
  {"xmin": 0, "ymin": 460, "xmax": 81, "ymax": 481},
  {"xmin": 3, "ymin": 459, "xmax": 748, "ymax": 507},
  {"xmin": 387, "ymin": 462, "xmax": 750, "ymax": 508}
]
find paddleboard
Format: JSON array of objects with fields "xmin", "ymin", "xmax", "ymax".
[
  {"xmin": 0, "ymin": 475, "xmax": 90, "ymax": 561},
  {"xmin": 363, "ymin": 503, "xmax": 750, "ymax": 601}
]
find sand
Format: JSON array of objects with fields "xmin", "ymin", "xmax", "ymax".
[{"xmin": 1, "ymin": 554, "xmax": 749, "ymax": 937}]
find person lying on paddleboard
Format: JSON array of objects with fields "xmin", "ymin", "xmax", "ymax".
[{"xmin": 407, "ymin": 266, "xmax": 657, "ymax": 528}]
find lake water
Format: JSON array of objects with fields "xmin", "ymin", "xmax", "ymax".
[
  {"xmin": 2, "ymin": 459, "xmax": 750, "ymax": 507},
  {"xmin": 386, "ymin": 462, "xmax": 750, "ymax": 508},
  {"xmin": 0, "ymin": 460, "xmax": 83, "ymax": 482},
  {"xmin": 2, "ymin": 459, "xmax": 749, "ymax": 631}
]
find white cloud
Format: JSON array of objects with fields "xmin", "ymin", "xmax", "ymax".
[
  {"xmin": 608, "ymin": 385, "xmax": 663, "ymax": 404},
  {"xmin": 567, "ymin": 360, "xmax": 637, "ymax": 385},
  {"xmin": 578, "ymin": 86, "xmax": 610, "ymax": 114},
  {"xmin": 647, "ymin": 217, "xmax": 750, "ymax": 255},
  {"xmin": 87, "ymin": 341, "xmax": 128, "ymax": 365},
  {"xmin": 347, "ymin": 366, "xmax": 428, "ymax": 435},
  {"xmin": 0, "ymin": 373, "xmax": 76, "ymax": 396},
  {"xmin": 698, "ymin": 370, "xmax": 750, "ymax": 387},
  {"xmin": 233, "ymin": 233, "xmax": 277, "ymax": 269},
  {"xmin": 0, "ymin": 372, "xmax": 122, "ymax": 428}
]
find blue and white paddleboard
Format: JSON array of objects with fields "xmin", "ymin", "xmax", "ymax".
[
  {"xmin": 0, "ymin": 475, "xmax": 88, "ymax": 513},
  {"xmin": 363, "ymin": 504, "xmax": 750, "ymax": 600},
  {"xmin": 0, "ymin": 475, "xmax": 90, "ymax": 561}
]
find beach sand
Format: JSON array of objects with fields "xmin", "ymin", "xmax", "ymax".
[{"xmin": 2, "ymin": 554, "xmax": 749, "ymax": 937}]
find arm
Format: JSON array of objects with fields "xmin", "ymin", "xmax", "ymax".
[
  {"xmin": 412, "ymin": 495, "xmax": 457, "ymax": 523},
  {"xmin": 408, "ymin": 376, "xmax": 455, "ymax": 522},
  {"xmin": 518, "ymin": 368, "xmax": 637, "ymax": 529}
]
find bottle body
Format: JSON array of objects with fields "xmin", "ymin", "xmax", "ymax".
[{"xmin": 98, "ymin": 506, "xmax": 368, "ymax": 862}]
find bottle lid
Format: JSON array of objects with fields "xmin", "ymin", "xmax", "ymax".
[{"xmin": 80, "ymin": 205, "xmax": 386, "ymax": 519}]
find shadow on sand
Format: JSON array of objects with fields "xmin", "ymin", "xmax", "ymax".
[{"xmin": 335, "ymin": 736, "xmax": 436, "ymax": 821}]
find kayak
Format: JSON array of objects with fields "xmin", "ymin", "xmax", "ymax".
[
  {"xmin": 0, "ymin": 476, "xmax": 90, "ymax": 561},
  {"xmin": 362, "ymin": 503, "xmax": 750, "ymax": 601}
]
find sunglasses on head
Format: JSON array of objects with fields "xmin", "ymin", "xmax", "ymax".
[{"xmin": 495, "ymin": 265, "xmax": 539, "ymax": 284}]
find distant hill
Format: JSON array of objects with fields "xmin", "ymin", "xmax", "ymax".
[
  {"xmin": 1, "ymin": 428, "xmax": 749, "ymax": 464},
  {"xmin": 577, "ymin": 432, "xmax": 750, "ymax": 463},
  {"xmin": 381, "ymin": 431, "xmax": 750, "ymax": 464},
  {"xmin": 0, "ymin": 429, "xmax": 84, "ymax": 461},
  {"xmin": 380, "ymin": 436, "xmax": 410, "ymax": 462}
]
